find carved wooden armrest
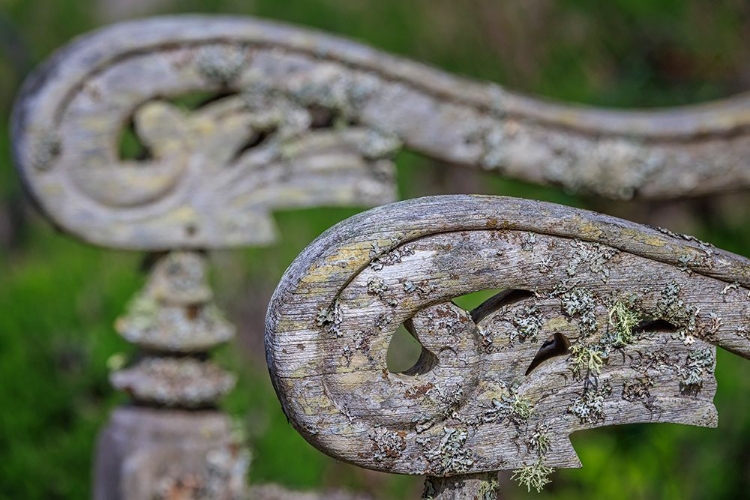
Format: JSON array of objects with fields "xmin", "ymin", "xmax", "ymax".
[
  {"xmin": 265, "ymin": 195, "xmax": 750, "ymax": 498},
  {"xmin": 12, "ymin": 15, "xmax": 750, "ymax": 221}
]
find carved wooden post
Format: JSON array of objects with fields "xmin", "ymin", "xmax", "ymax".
[
  {"xmin": 10, "ymin": 17, "xmax": 401, "ymax": 500},
  {"xmin": 266, "ymin": 195, "xmax": 750, "ymax": 498}
]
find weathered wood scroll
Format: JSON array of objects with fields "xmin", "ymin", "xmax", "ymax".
[
  {"xmin": 266, "ymin": 195, "xmax": 750, "ymax": 498},
  {"xmin": 13, "ymin": 14, "xmax": 750, "ymax": 237}
]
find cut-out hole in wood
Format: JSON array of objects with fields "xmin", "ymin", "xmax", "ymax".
[
  {"xmin": 448, "ymin": 289, "xmax": 507, "ymax": 317},
  {"xmin": 386, "ymin": 321, "xmax": 436, "ymax": 375},
  {"xmin": 118, "ymin": 119, "xmax": 151, "ymax": 161},
  {"xmin": 525, "ymin": 332, "xmax": 571, "ymax": 375},
  {"xmin": 308, "ymin": 105, "xmax": 338, "ymax": 129},
  {"xmin": 230, "ymin": 129, "xmax": 275, "ymax": 164},
  {"xmin": 470, "ymin": 289, "xmax": 535, "ymax": 323},
  {"xmin": 166, "ymin": 91, "xmax": 232, "ymax": 111},
  {"xmin": 634, "ymin": 319, "xmax": 679, "ymax": 334}
]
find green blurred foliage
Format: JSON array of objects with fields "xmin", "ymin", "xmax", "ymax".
[{"xmin": 2, "ymin": 0, "xmax": 750, "ymax": 499}]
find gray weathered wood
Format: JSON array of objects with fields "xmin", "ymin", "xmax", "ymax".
[
  {"xmin": 265, "ymin": 195, "xmax": 750, "ymax": 495},
  {"xmin": 12, "ymin": 16, "xmax": 750, "ymax": 251}
]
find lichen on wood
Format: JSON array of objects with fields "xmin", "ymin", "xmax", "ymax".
[
  {"xmin": 14, "ymin": 16, "xmax": 750, "ymax": 249},
  {"xmin": 265, "ymin": 195, "xmax": 750, "ymax": 494}
]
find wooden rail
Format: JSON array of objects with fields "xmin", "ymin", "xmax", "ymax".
[{"xmin": 266, "ymin": 195, "xmax": 750, "ymax": 498}]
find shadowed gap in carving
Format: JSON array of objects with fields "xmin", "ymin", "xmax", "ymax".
[
  {"xmin": 308, "ymin": 105, "xmax": 348, "ymax": 129},
  {"xmin": 166, "ymin": 91, "xmax": 233, "ymax": 111},
  {"xmin": 469, "ymin": 289, "xmax": 535, "ymax": 323},
  {"xmin": 386, "ymin": 320, "xmax": 438, "ymax": 375},
  {"xmin": 633, "ymin": 319, "xmax": 679, "ymax": 333},
  {"xmin": 525, "ymin": 332, "xmax": 571, "ymax": 375},
  {"xmin": 230, "ymin": 128, "xmax": 276, "ymax": 164}
]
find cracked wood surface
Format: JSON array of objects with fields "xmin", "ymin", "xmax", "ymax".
[
  {"xmin": 12, "ymin": 16, "xmax": 750, "ymax": 250},
  {"xmin": 265, "ymin": 195, "xmax": 750, "ymax": 478}
]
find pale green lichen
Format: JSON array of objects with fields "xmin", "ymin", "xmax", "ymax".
[
  {"xmin": 606, "ymin": 301, "xmax": 641, "ymax": 347},
  {"xmin": 570, "ymin": 344, "xmax": 606, "ymax": 377},
  {"xmin": 656, "ymin": 282, "xmax": 698, "ymax": 334},
  {"xmin": 529, "ymin": 423, "xmax": 551, "ymax": 456},
  {"xmin": 367, "ymin": 277, "xmax": 389, "ymax": 296},
  {"xmin": 478, "ymin": 478, "xmax": 500, "ymax": 500},
  {"xmin": 512, "ymin": 459, "xmax": 554, "ymax": 493},
  {"xmin": 510, "ymin": 305, "xmax": 543, "ymax": 343},
  {"xmin": 482, "ymin": 390, "xmax": 534, "ymax": 425},
  {"xmin": 368, "ymin": 427, "xmax": 406, "ymax": 463},
  {"xmin": 418, "ymin": 426, "xmax": 474, "ymax": 474},
  {"xmin": 195, "ymin": 45, "xmax": 245, "ymax": 84}
]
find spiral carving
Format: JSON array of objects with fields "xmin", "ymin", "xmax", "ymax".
[
  {"xmin": 266, "ymin": 195, "xmax": 750, "ymax": 476},
  {"xmin": 13, "ymin": 16, "xmax": 750, "ymax": 249}
]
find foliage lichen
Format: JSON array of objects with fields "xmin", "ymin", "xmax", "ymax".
[
  {"xmin": 680, "ymin": 348, "xmax": 715, "ymax": 389},
  {"xmin": 570, "ymin": 343, "xmax": 606, "ymax": 377},
  {"xmin": 567, "ymin": 383, "xmax": 612, "ymax": 424},
  {"xmin": 316, "ymin": 298, "xmax": 342, "ymax": 337},
  {"xmin": 482, "ymin": 390, "xmax": 534, "ymax": 425},
  {"xmin": 606, "ymin": 301, "xmax": 641, "ymax": 347},
  {"xmin": 560, "ymin": 287, "xmax": 598, "ymax": 336},
  {"xmin": 512, "ymin": 459, "xmax": 554, "ymax": 493}
]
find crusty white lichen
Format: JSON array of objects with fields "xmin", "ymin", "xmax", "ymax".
[
  {"xmin": 680, "ymin": 348, "xmax": 715, "ymax": 389},
  {"xmin": 565, "ymin": 240, "xmax": 618, "ymax": 282},
  {"xmin": 560, "ymin": 287, "xmax": 598, "ymax": 336},
  {"xmin": 567, "ymin": 383, "xmax": 612, "ymax": 424},
  {"xmin": 369, "ymin": 427, "xmax": 406, "ymax": 463},
  {"xmin": 316, "ymin": 298, "xmax": 343, "ymax": 337},
  {"xmin": 418, "ymin": 426, "xmax": 476, "ymax": 474},
  {"xmin": 369, "ymin": 240, "xmax": 415, "ymax": 271}
]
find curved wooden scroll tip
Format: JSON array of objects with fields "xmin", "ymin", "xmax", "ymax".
[
  {"xmin": 12, "ymin": 15, "xmax": 750, "ymax": 249},
  {"xmin": 265, "ymin": 195, "xmax": 750, "ymax": 488}
]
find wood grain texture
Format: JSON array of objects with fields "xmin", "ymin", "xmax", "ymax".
[
  {"xmin": 13, "ymin": 16, "xmax": 750, "ymax": 249},
  {"xmin": 265, "ymin": 195, "xmax": 750, "ymax": 477}
]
